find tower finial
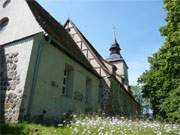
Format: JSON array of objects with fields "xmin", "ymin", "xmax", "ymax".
[
  {"xmin": 113, "ymin": 25, "xmax": 119, "ymax": 45},
  {"xmin": 113, "ymin": 25, "xmax": 117, "ymax": 44}
]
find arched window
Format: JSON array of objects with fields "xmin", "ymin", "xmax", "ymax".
[
  {"xmin": 3, "ymin": 0, "xmax": 11, "ymax": 8},
  {"xmin": 0, "ymin": 17, "xmax": 9, "ymax": 31}
]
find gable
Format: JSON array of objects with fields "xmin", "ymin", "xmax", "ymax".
[
  {"xmin": 64, "ymin": 20, "xmax": 113, "ymax": 78},
  {"xmin": 0, "ymin": 0, "xmax": 43, "ymax": 45}
]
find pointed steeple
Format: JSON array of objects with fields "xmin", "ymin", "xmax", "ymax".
[
  {"xmin": 106, "ymin": 27, "xmax": 123, "ymax": 62},
  {"xmin": 110, "ymin": 27, "xmax": 121, "ymax": 55}
]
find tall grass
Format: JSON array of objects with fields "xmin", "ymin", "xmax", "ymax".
[{"xmin": 1, "ymin": 115, "xmax": 180, "ymax": 135}]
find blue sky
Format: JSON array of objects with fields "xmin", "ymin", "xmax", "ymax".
[{"xmin": 37, "ymin": 0, "xmax": 166, "ymax": 85}]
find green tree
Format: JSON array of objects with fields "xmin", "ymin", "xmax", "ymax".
[
  {"xmin": 138, "ymin": 0, "xmax": 180, "ymax": 123},
  {"xmin": 131, "ymin": 85, "xmax": 143, "ymax": 104},
  {"xmin": 131, "ymin": 85, "xmax": 152, "ymax": 118}
]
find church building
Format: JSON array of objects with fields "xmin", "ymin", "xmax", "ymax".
[{"xmin": 0, "ymin": 0, "xmax": 140, "ymax": 123}]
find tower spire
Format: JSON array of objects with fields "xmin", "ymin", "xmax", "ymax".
[
  {"xmin": 109, "ymin": 26, "xmax": 121, "ymax": 55},
  {"xmin": 106, "ymin": 27, "xmax": 129, "ymax": 87},
  {"xmin": 106, "ymin": 27, "xmax": 123, "ymax": 62}
]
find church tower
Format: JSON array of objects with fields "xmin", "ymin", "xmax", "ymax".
[{"xmin": 106, "ymin": 30, "xmax": 129, "ymax": 88}]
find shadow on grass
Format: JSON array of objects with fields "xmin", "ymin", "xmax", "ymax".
[
  {"xmin": 1, "ymin": 123, "xmax": 28, "ymax": 135},
  {"xmin": 1, "ymin": 122, "xmax": 71, "ymax": 135},
  {"xmin": 1, "ymin": 112, "xmax": 74, "ymax": 134}
]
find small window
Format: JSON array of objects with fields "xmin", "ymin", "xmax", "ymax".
[
  {"xmin": 62, "ymin": 70, "xmax": 68, "ymax": 95},
  {"xmin": 62, "ymin": 64, "xmax": 73, "ymax": 97},
  {"xmin": 3, "ymin": 0, "xmax": 11, "ymax": 8},
  {"xmin": 85, "ymin": 78, "xmax": 92, "ymax": 104},
  {"xmin": 98, "ymin": 83, "xmax": 103, "ymax": 103},
  {"xmin": 0, "ymin": 17, "xmax": 9, "ymax": 31}
]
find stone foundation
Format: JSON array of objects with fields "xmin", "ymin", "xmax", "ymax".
[
  {"xmin": 0, "ymin": 48, "xmax": 22, "ymax": 122},
  {"xmin": 0, "ymin": 37, "xmax": 35, "ymax": 123}
]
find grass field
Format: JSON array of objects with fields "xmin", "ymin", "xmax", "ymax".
[{"xmin": 1, "ymin": 115, "xmax": 180, "ymax": 135}]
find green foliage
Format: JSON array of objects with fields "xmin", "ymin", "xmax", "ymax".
[
  {"xmin": 138, "ymin": 0, "xmax": 180, "ymax": 123},
  {"xmin": 131, "ymin": 85, "xmax": 152, "ymax": 117},
  {"xmin": 131, "ymin": 85, "xmax": 143, "ymax": 104},
  {"xmin": 1, "ymin": 122, "xmax": 71, "ymax": 135},
  {"xmin": 1, "ymin": 123, "xmax": 28, "ymax": 135}
]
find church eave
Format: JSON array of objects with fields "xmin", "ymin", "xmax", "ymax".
[
  {"xmin": 0, "ymin": 32, "xmax": 42, "ymax": 46},
  {"xmin": 49, "ymin": 37, "xmax": 101, "ymax": 79},
  {"xmin": 27, "ymin": 1, "xmax": 101, "ymax": 79}
]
